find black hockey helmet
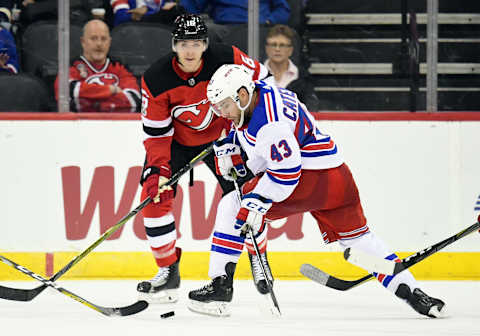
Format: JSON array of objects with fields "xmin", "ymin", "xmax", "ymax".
[{"xmin": 172, "ymin": 14, "xmax": 208, "ymax": 41}]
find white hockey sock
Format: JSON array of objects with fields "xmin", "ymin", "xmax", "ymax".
[
  {"xmin": 339, "ymin": 232, "xmax": 419, "ymax": 293},
  {"xmin": 208, "ymin": 249, "xmax": 242, "ymax": 279},
  {"xmin": 208, "ymin": 191, "xmax": 244, "ymax": 279}
]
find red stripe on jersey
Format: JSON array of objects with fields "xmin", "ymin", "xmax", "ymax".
[
  {"xmin": 267, "ymin": 170, "xmax": 301, "ymax": 180},
  {"xmin": 303, "ymin": 140, "xmax": 335, "ymax": 151},
  {"xmin": 265, "ymin": 93, "xmax": 275, "ymax": 122},
  {"xmin": 244, "ymin": 130, "xmax": 256, "ymax": 143}
]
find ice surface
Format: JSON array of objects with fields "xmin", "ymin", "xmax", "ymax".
[{"xmin": 0, "ymin": 280, "xmax": 478, "ymax": 336}]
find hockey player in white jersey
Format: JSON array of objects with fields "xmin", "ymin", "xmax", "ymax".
[{"xmin": 187, "ymin": 64, "xmax": 446, "ymax": 318}]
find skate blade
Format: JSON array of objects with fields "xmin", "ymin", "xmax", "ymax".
[
  {"xmin": 258, "ymin": 293, "xmax": 281, "ymax": 317},
  {"xmin": 428, "ymin": 304, "xmax": 446, "ymax": 318},
  {"xmin": 187, "ymin": 299, "xmax": 231, "ymax": 317},
  {"xmin": 138, "ymin": 289, "xmax": 178, "ymax": 304}
]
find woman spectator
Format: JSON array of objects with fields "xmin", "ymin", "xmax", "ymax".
[{"xmin": 264, "ymin": 24, "xmax": 319, "ymax": 111}]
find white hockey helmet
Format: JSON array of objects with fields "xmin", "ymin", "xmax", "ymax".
[{"xmin": 207, "ymin": 64, "xmax": 256, "ymax": 128}]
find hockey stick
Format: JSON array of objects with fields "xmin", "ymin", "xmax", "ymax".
[
  {"xmin": 301, "ymin": 217, "xmax": 480, "ymax": 291},
  {"xmin": 231, "ymin": 172, "xmax": 281, "ymax": 316},
  {"xmin": 246, "ymin": 225, "xmax": 282, "ymax": 316},
  {"xmin": 300, "ymin": 263, "xmax": 374, "ymax": 291},
  {"xmin": 0, "ymin": 254, "xmax": 148, "ymax": 316},
  {"xmin": 0, "ymin": 196, "xmax": 151, "ymax": 302},
  {"xmin": 344, "ymin": 219, "xmax": 480, "ymax": 275},
  {"xmin": 0, "ymin": 145, "xmax": 213, "ymax": 302}
]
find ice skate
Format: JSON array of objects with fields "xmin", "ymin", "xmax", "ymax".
[
  {"xmin": 188, "ymin": 262, "xmax": 236, "ymax": 317},
  {"xmin": 137, "ymin": 248, "xmax": 181, "ymax": 303},
  {"xmin": 249, "ymin": 251, "xmax": 274, "ymax": 295},
  {"xmin": 395, "ymin": 283, "xmax": 446, "ymax": 318}
]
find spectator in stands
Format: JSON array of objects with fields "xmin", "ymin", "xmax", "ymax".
[
  {"xmin": 180, "ymin": 0, "xmax": 290, "ymax": 25},
  {"xmin": 54, "ymin": 19, "xmax": 141, "ymax": 112},
  {"xmin": 0, "ymin": 3, "xmax": 18, "ymax": 74},
  {"xmin": 110, "ymin": 0, "xmax": 185, "ymax": 26},
  {"xmin": 264, "ymin": 24, "xmax": 319, "ymax": 111},
  {"xmin": 0, "ymin": 0, "xmax": 13, "ymax": 30},
  {"xmin": 0, "ymin": 26, "xmax": 19, "ymax": 73}
]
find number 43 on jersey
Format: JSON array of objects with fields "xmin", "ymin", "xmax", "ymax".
[{"xmin": 271, "ymin": 139, "xmax": 292, "ymax": 162}]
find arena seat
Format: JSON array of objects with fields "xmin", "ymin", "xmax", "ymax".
[
  {"xmin": 305, "ymin": 0, "xmax": 480, "ymax": 110},
  {"xmin": 0, "ymin": 73, "xmax": 51, "ymax": 112},
  {"xmin": 110, "ymin": 23, "xmax": 173, "ymax": 77},
  {"xmin": 21, "ymin": 21, "xmax": 83, "ymax": 78}
]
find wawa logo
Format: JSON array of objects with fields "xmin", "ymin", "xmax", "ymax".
[{"xmin": 61, "ymin": 166, "xmax": 305, "ymax": 241}]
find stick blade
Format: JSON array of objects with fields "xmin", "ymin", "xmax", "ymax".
[
  {"xmin": 115, "ymin": 300, "xmax": 149, "ymax": 316},
  {"xmin": 301, "ymin": 263, "xmax": 375, "ymax": 291},
  {"xmin": 0, "ymin": 284, "xmax": 47, "ymax": 302},
  {"xmin": 300, "ymin": 263, "xmax": 330, "ymax": 286},
  {"xmin": 343, "ymin": 248, "xmax": 395, "ymax": 275}
]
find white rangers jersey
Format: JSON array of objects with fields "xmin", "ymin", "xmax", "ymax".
[{"xmin": 235, "ymin": 81, "xmax": 344, "ymax": 202}]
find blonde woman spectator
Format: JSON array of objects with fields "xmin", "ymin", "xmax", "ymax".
[{"xmin": 264, "ymin": 24, "xmax": 319, "ymax": 111}]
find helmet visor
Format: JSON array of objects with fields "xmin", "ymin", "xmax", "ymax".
[
  {"xmin": 210, "ymin": 97, "xmax": 234, "ymax": 117},
  {"xmin": 173, "ymin": 39, "xmax": 207, "ymax": 51}
]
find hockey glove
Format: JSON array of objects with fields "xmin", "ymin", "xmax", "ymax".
[
  {"xmin": 235, "ymin": 193, "xmax": 273, "ymax": 235},
  {"xmin": 213, "ymin": 138, "xmax": 246, "ymax": 181},
  {"xmin": 143, "ymin": 166, "xmax": 174, "ymax": 203}
]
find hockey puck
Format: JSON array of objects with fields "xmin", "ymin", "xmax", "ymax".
[{"xmin": 161, "ymin": 311, "xmax": 175, "ymax": 319}]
